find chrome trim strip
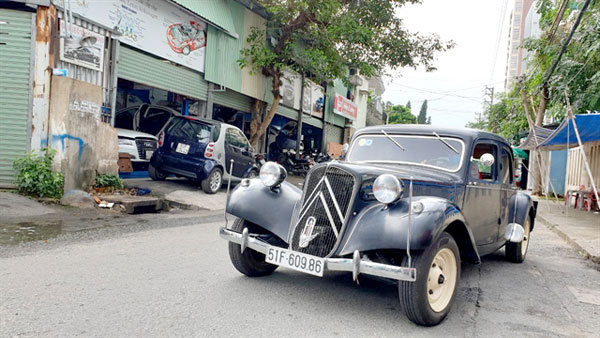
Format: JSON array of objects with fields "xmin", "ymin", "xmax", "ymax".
[
  {"xmin": 220, "ymin": 227, "xmax": 416, "ymax": 282},
  {"xmin": 324, "ymin": 177, "xmax": 345, "ymax": 221},
  {"xmin": 319, "ymin": 192, "xmax": 339, "ymax": 238},
  {"xmin": 466, "ymin": 185, "xmax": 514, "ymax": 192}
]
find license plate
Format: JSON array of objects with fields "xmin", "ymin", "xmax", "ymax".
[
  {"xmin": 175, "ymin": 143, "xmax": 190, "ymax": 154},
  {"xmin": 146, "ymin": 150, "xmax": 154, "ymax": 158},
  {"xmin": 265, "ymin": 246, "xmax": 325, "ymax": 277}
]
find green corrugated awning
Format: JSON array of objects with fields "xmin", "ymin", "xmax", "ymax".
[{"xmin": 170, "ymin": 0, "xmax": 238, "ymax": 38}]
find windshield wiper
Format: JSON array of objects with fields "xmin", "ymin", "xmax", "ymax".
[
  {"xmin": 432, "ymin": 131, "xmax": 459, "ymax": 154},
  {"xmin": 381, "ymin": 130, "xmax": 405, "ymax": 151}
]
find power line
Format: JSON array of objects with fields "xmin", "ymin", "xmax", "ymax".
[
  {"xmin": 541, "ymin": 0, "xmax": 593, "ymax": 90},
  {"xmin": 489, "ymin": 0, "xmax": 509, "ymax": 83}
]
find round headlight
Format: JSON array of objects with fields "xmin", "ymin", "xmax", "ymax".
[
  {"xmin": 260, "ymin": 161, "xmax": 287, "ymax": 187},
  {"xmin": 373, "ymin": 174, "xmax": 403, "ymax": 204}
]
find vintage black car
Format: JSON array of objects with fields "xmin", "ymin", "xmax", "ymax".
[{"xmin": 219, "ymin": 125, "xmax": 537, "ymax": 326}]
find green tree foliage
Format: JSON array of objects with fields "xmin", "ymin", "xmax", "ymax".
[
  {"xmin": 13, "ymin": 148, "xmax": 64, "ymax": 199},
  {"xmin": 417, "ymin": 99, "xmax": 429, "ymax": 124},
  {"xmin": 239, "ymin": 0, "xmax": 453, "ymax": 147},
  {"xmin": 386, "ymin": 104, "xmax": 416, "ymax": 124},
  {"xmin": 468, "ymin": 0, "xmax": 599, "ymax": 142}
]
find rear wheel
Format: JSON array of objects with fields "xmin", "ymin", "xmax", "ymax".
[
  {"xmin": 148, "ymin": 164, "xmax": 167, "ymax": 181},
  {"xmin": 201, "ymin": 168, "xmax": 222, "ymax": 194},
  {"xmin": 399, "ymin": 232, "xmax": 460, "ymax": 326},
  {"xmin": 505, "ymin": 217, "xmax": 531, "ymax": 263},
  {"xmin": 247, "ymin": 169, "xmax": 258, "ymax": 179},
  {"xmin": 228, "ymin": 219, "xmax": 278, "ymax": 277}
]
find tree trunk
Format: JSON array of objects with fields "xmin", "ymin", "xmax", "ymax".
[
  {"xmin": 248, "ymin": 71, "xmax": 282, "ymax": 149},
  {"xmin": 520, "ymin": 89, "xmax": 543, "ymax": 195}
]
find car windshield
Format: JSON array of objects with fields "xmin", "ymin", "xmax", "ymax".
[
  {"xmin": 166, "ymin": 117, "xmax": 218, "ymax": 143},
  {"xmin": 347, "ymin": 134, "xmax": 465, "ymax": 171}
]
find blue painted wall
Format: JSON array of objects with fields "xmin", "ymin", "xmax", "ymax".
[{"xmin": 548, "ymin": 149, "xmax": 567, "ymax": 195}]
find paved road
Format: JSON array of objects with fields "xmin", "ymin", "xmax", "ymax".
[{"xmin": 1, "ymin": 215, "xmax": 599, "ymax": 337}]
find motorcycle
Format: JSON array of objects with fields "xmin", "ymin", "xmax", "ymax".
[{"xmin": 279, "ymin": 149, "xmax": 312, "ymax": 177}]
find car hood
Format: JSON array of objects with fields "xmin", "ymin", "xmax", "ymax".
[
  {"xmin": 322, "ymin": 161, "xmax": 462, "ymax": 185},
  {"xmin": 116, "ymin": 128, "xmax": 157, "ymax": 140}
]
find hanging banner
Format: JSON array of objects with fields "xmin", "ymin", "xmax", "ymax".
[
  {"xmin": 61, "ymin": 0, "xmax": 206, "ymax": 72},
  {"xmin": 302, "ymin": 79, "xmax": 324, "ymax": 118},
  {"xmin": 59, "ymin": 20, "xmax": 105, "ymax": 71},
  {"xmin": 280, "ymin": 70, "xmax": 301, "ymax": 110},
  {"xmin": 333, "ymin": 94, "xmax": 357, "ymax": 120}
]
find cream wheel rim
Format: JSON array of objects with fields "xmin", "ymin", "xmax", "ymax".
[
  {"xmin": 427, "ymin": 248, "xmax": 458, "ymax": 312},
  {"xmin": 521, "ymin": 218, "xmax": 531, "ymax": 256}
]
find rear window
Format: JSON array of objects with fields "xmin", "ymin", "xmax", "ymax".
[{"xmin": 166, "ymin": 117, "xmax": 219, "ymax": 143}]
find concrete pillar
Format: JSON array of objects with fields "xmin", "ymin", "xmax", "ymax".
[{"xmin": 30, "ymin": 4, "xmax": 56, "ymax": 152}]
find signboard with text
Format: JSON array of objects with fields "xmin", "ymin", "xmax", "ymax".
[
  {"xmin": 333, "ymin": 94, "xmax": 357, "ymax": 120},
  {"xmin": 63, "ymin": 0, "xmax": 206, "ymax": 72}
]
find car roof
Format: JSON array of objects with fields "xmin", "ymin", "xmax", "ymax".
[{"xmin": 354, "ymin": 124, "xmax": 509, "ymax": 146}]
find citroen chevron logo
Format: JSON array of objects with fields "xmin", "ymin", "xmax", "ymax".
[
  {"xmin": 299, "ymin": 216, "xmax": 318, "ymax": 248},
  {"xmin": 297, "ymin": 176, "xmax": 345, "ymax": 239}
]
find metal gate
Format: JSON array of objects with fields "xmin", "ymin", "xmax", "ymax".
[
  {"xmin": 118, "ymin": 45, "xmax": 208, "ymax": 101},
  {"xmin": 0, "ymin": 9, "xmax": 34, "ymax": 187}
]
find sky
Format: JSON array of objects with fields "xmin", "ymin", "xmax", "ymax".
[{"xmin": 382, "ymin": 0, "xmax": 513, "ymax": 128}]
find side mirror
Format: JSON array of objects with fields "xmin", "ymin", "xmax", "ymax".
[
  {"xmin": 479, "ymin": 153, "xmax": 495, "ymax": 167},
  {"xmin": 341, "ymin": 143, "xmax": 349, "ymax": 156}
]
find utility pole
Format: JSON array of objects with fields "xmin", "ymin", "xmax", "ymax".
[{"xmin": 484, "ymin": 86, "xmax": 495, "ymax": 107}]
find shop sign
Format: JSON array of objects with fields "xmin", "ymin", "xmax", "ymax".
[
  {"xmin": 302, "ymin": 79, "xmax": 324, "ymax": 118},
  {"xmin": 333, "ymin": 94, "xmax": 357, "ymax": 120},
  {"xmin": 59, "ymin": 20, "xmax": 105, "ymax": 71},
  {"xmin": 63, "ymin": 0, "xmax": 207, "ymax": 72}
]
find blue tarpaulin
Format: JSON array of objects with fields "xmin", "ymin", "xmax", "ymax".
[{"xmin": 539, "ymin": 113, "xmax": 600, "ymax": 150}]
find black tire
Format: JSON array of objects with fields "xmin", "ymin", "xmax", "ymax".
[
  {"xmin": 399, "ymin": 232, "xmax": 461, "ymax": 326},
  {"xmin": 228, "ymin": 219, "xmax": 278, "ymax": 277},
  {"xmin": 148, "ymin": 164, "xmax": 167, "ymax": 181},
  {"xmin": 505, "ymin": 216, "xmax": 531, "ymax": 263},
  {"xmin": 201, "ymin": 168, "xmax": 222, "ymax": 194},
  {"xmin": 247, "ymin": 169, "xmax": 258, "ymax": 179}
]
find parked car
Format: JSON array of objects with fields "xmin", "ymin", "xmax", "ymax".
[
  {"xmin": 117, "ymin": 128, "xmax": 158, "ymax": 171},
  {"xmin": 115, "ymin": 104, "xmax": 180, "ymax": 136},
  {"xmin": 149, "ymin": 116, "xmax": 259, "ymax": 194},
  {"xmin": 219, "ymin": 125, "xmax": 537, "ymax": 326}
]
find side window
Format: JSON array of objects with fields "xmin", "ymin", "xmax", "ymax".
[
  {"xmin": 226, "ymin": 129, "xmax": 249, "ymax": 148},
  {"xmin": 470, "ymin": 142, "xmax": 498, "ymax": 181},
  {"xmin": 500, "ymin": 147, "xmax": 513, "ymax": 184}
]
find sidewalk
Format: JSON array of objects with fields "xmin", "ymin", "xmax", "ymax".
[
  {"xmin": 535, "ymin": 198, "xmax": 600, "ymax": 264},
  {"xmin": 123, "ymin": 175, "xmax": 305, "ymax": 212}
]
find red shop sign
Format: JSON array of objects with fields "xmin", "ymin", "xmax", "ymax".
[{"xmin": 333, "ymin": 94, "xmax": 358, "ymax": 120}]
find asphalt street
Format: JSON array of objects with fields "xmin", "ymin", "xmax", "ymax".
[{"xmin": 1, "ymin": 213, "xmax": 599, "ymax": 337}]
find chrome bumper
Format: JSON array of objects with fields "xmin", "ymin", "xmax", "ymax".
[{"xmin": 219, "ymin": 227, "xmax": 417, "ymax": 282}]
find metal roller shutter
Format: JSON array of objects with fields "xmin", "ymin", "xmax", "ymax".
[
  {"xmin": 324, "ymin": 123, "xmax": 343, "ymax": 144},
  {"xmin": 213, "ymin": 89, "xmax": 252, "ymax": 112},
  {"xmin": 0, "ymin": 9, "xmax": 34, "ymax": 187},
  {"xmin": 118, "ymin": 45, "xmax": 208, "ymax": 101}
]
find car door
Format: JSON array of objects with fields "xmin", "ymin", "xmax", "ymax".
[
  {"xmin": 499, "ymin": 145, "xmax": 516, "ymax": 238},
  {"xmin": 462, "ymin": 141, "xmax": 502, "ymax": 245},
  {"xmin": 139, "ymin": 106, "xmax": 176, "ymax": 136},
  {"xmin": 224, "ymin": 128, "xmax": 254, "ymax": 178}
]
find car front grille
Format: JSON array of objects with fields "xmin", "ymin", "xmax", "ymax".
[
  {"xmin": 290, "ymin": 165, "xmax": 356, "ymax": 257},
  {"xmin": 135, "ymin": 138, "xmax": 157, "ymax": 160}
]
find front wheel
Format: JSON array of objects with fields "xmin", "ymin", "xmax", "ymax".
[
  {"xmin": 505, "ymin": 216, "xmax": 531, "ymax": 263},
  {"xmin": 201, "ymin": 168, "xmax": 222, "ymax": 194},
  {"xmin": 399, "ymin": 232, "xmax": 460, "ymax": 326},
  {"xmin": 228, "ymin": 219, "xmax": 278, "ymax": 277}
]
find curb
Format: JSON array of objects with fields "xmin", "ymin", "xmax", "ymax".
[
  {"xmin": 163, "ymin": 198, "xmax": 205, "ymax": 211},
  {"xmin": 537, "ymin": 214, "xmax": 600, "ymax": 265}
]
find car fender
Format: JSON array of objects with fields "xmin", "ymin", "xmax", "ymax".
[
  {"xmin": 226, "ymin": 179, "xmax": 302, "ymax": 241},
  {"xmin": 505, "ymin": 191, "xmax": 536, "ymax": 232},
  {"xmin": 337, "ymin": 196, "xmax": 480, "ymax": 263}
]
